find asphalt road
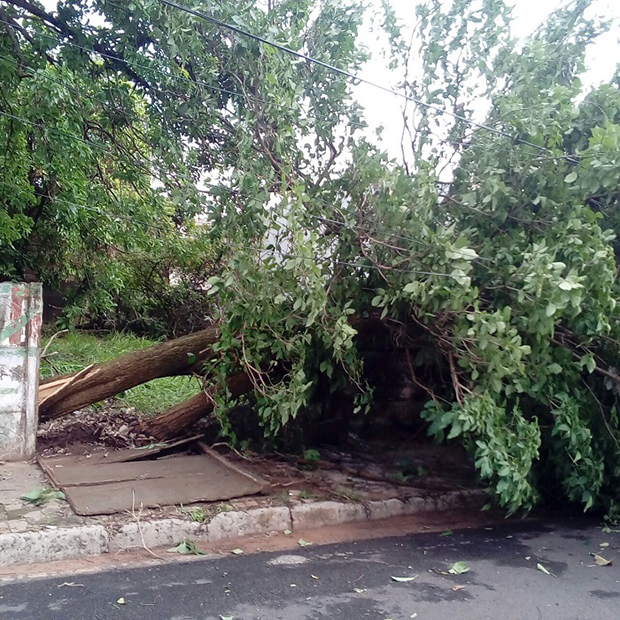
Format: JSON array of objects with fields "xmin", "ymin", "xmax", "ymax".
[{"xmin": 1, "ymin": 519, "xmax": 618, "ymax": 620}]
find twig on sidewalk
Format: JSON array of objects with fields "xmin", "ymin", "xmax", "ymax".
[{"xmin": 118, "ymin": 490, "xmax": 164, "ymax": 560}]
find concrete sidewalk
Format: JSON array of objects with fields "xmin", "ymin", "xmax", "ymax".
[{"xmin": 0, "ymin": 460, "xmax": 487, "ymax": 568}]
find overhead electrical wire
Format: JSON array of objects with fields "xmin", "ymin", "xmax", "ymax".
[
  {"xmin": 156, "ymin": 0, "xmax": 580, "ymax": 165},
  {"xmin": 0, "ymin": 11, "xmax": 574, "ymax": 264},
  {"xmin": 31, "ymin": 192, "xmax": 465, "ymax": 279}
]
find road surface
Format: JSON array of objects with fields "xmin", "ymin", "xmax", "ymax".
[{"xmin": 0, "ymin": 519, "xmax": 618, "ymax": 619}]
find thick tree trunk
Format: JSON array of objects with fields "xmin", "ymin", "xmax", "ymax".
[
  {"xmin": 40, "ymin": 326, "xmax": 220, "ymax": 420},
  {"xmin": 143, "ymin": 372, "xmax": 254, "ymax": 440}
]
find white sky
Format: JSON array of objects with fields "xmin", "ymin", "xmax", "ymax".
[{"xmin": 359, "ymin": 0, "xmax": 620, "ymax": 159}]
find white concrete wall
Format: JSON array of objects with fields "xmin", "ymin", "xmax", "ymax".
[{"xmin": 0, "ymin": 283, "xmax": 42, "ymax": 461}]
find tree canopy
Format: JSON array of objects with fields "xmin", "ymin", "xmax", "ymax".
[{"xmin": 2, "ymin": 0, "xmax": 620, "ymax": 516}]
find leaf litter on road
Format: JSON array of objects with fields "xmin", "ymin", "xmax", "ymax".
[
  {"xmin": 57, "ymin": 582, "xmax": 83, "ymax": 588},
  {"xmin": 593, "ymin": 554, "xmax": 612, "ymax": 566},
  {"xmin": 391, "ymin": 575, "xmax": 418, "ymax": 582},
  {"xmin": 537, "ymin": 563, "xmax": 554, "ymax": 576},
  {"xmin": 167, "ymin": 540, "xmax": 204, "ymax": 555},
  {"xmin": 298, "ymin": 539, "xmax": 312, "ymax": 547},
  {"xmin": 448, "ymin": 561, "xmax": 470, "ymax": 575}
]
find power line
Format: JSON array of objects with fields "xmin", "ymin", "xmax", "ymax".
[
  {"xmin": 157, "ymin": 0, "xmax": 580, "ymax": 165},
  {"xmin": 0, "ymin": 104, "xmax": 535, "ymax": 266},
  {"xmin": 303, "ymin": 212, "xmax": 493, "ymax": 262},
  {"xmin": 1, "ymin": 14, "xmax": 570, "ymax": 172},
  {"xmin": 31, "ymin": 192, "xmax": 465, "ymax": 279},
  {"xmin": 0, "ymin": 17, "xmax": 561, "ymax": 261},
  {"xmin": 0, "ymin": 17, "xmax": 369, "ymax": 133},
  {"xmin": 0, "ymin": 107, "xmax": 519, "ymax": 266},
  {"xmin": 0, "ymin": 109, "xmax": 110, "ymax": 151}
]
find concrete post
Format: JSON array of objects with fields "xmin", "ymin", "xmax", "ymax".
[{"xmin": 0, "ymin": 282, "xmax": 42, "ymax": 461}]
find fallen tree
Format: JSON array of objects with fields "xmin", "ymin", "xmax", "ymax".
[
  {"xmin": 143, "ymin": 372, "xmax": 254, "ymax": 440},
  {"xmin": 39, "ymin": 326, "xmax": 219, "ymax": 420}
]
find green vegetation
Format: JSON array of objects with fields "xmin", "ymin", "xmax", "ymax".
[
  {"xmin": 2, "ymin": 0, "xmax": 620, "ymax": 516},
  {"xmin": 41, "ymin": 331, "xmax": 199, "ymax": 415}
]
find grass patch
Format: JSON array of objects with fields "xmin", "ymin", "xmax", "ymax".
[{"xmin": 41, "ymin": 330, "xmax": 200, "ymax": 416}]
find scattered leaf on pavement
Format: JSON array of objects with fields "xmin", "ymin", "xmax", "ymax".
[
  {"xmin": 21, "ymin": 487, "xmax": 65, "ymax": 506},
  {"xmin": 298, "ymin": 539, "xmax": 312, "ymax": 547},
  {"xmin": 410, "ymin": 614, "xmax": 418, "ymax": 619},
  {"xmin": 599, "ymin": 542, "xmax": 609, "ymax": 548},
  {"xmin": 283, "ymin": 529, "xmax": 292, "ymax": 535},
  {"xmin": 311, "ymin": 575, "xmax": 319, "ymax": 580},
  {"xmin": 353, "ymin": 588, "xmax": 367, "ymax": 593},
  {"xmin": 440, "ymin": 530, "xmax": 453, "ymax": 537},
  {"xmin": 220, "ymin": 616, "xmax": 234, "ymax": 620},
  {"xmin": 167, "ymin": 540, "xmax": 204, "ymax": 555},
  {"xmin": 117, "ymin": 598, "xmax": 126, "ymax": 605},
  {"xmin": 448, "ymin": 561, "xmax": 470, "ymax": 575},
  {"xmin": 594, "ymin": 554, "xmax": 612, "ymax": 566},
  {"xmin": 230, "ymin": 548, "xmax": 244, "ymax": 555},
  {"xmin": 537, "ymin": 563, "xmax": 552, "ymax": 576},
  {"xmin": 452, "ymin": 585, "xmax": 466, "ymax": 591},
  {"xmin": 391, "ymin": 575, "xmax": 418, "ymax": 582},
  {"xmin": 57, "ymin": 582, "xmax": 83, "ymax": 588}
]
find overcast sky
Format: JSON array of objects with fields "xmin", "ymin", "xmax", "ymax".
[{"xmin": 359, "ymin": 0, "xmax": 620, "ymax": 160}]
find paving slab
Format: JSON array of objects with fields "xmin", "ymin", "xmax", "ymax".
[{"xmin": 0, "ymin": 460, "xmax": 488, "ymax": 568}]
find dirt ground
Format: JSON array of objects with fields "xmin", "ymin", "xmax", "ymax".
[{"xmin": 37, "ymin": 405, "xmax": 482, "ymax": 511}]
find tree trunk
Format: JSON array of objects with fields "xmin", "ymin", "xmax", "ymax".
[
  {"xmin": 143, "ymin": 372, "xmax": 254, "ymax": 440},
  {"xmin": 40, "ymin": 326, "xmax": 220, "ymax": 420}
]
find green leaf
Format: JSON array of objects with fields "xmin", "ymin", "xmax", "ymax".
[
  {"xmin": 167, "ymin": 540, "xmax": 204, "ymax": 555},
  {"xmin": 297, "ymin": 539, "xmax": 312, "ymax": 547},
  {"xmin": 21, "ymin": 487, "xmax": 65, "ymax": 505},
  {"xmin": 564, "ymin": 171, "xmax": 578, "ymax": 183},
  {"xmin": 537, "ymin": 563, "xmax": 552, "ymax": 576},
  {"xmin": 21, "ymin": 488, "xmax": 45, "ymax": 503},
  {"xmin": 448, "ymin": 561, "xmax": 470, "ymax": 575},
  {"xmin": 391, "ymin": 575, "xmax": 418, "ymax": 582}
]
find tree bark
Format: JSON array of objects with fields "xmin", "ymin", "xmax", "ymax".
[
  {"xmin": 40, "ymin": 326, "xmax": 220, "ymax": 420},
  {"xmin": 144, "ymin": 372, "xmax": 254, "ymax": 440}
]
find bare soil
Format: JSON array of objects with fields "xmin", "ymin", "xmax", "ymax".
[{"xmin": 37, "ymin": 408, "xmax": 481, "ymax": 508}]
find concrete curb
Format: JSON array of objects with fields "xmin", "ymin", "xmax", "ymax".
[{"xmin": 0, "ymin": 489, "xmax": 486, "ymax": 567}]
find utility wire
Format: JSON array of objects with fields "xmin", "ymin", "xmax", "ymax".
[
  {"xmin": 157, "ymin": 0, "xmax": 580, "ymax": 165},
  {"xmin": 0, "ymin": 17, "xmax": 369, "ymax": 133},
  {"xmin": 0, "ymin": 109, "xmax": 111, "ymax": 151},
  {"xmin": 0, "ymin": 16, "xmax": 567, "ymax": 167},
  {"xmin": 0, "ymin": 105, "xmax": 518, "ymax": 265},
  {"xmin": 31, "ymin": 192, "xmax": 463, "ymax": 279},
  {"xmin": 0, "ymin": 17, "xmax": 563, "ymax": 262}
]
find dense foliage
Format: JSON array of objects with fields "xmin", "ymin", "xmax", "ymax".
[{"xmin": 2, "ymin": 0, "xmax": 620, "ymax": 515}]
